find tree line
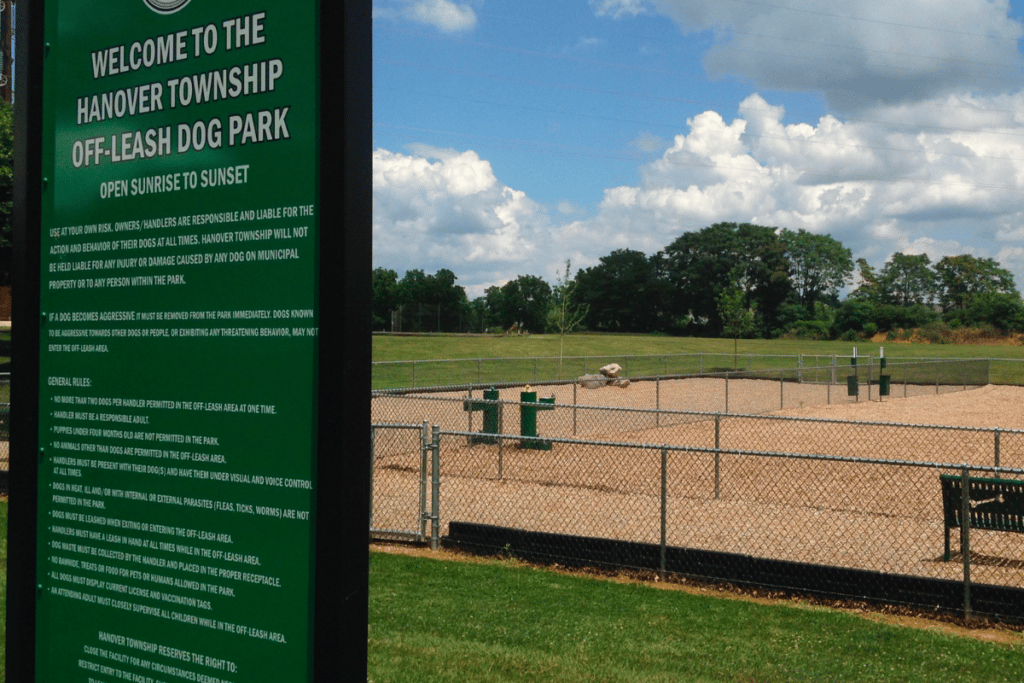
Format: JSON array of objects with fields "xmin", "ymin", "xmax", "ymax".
[{"xmin": 373, "ymin": 222, "xmax": 1024, "ymax": 340}]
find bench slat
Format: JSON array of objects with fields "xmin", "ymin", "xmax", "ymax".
[{"xmin": 940, "ymin": 474, "xmax": 1024, "ymax": 561}]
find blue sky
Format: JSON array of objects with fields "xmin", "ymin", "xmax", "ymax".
[{"xmin": 373, "ymin": 0, "xmax": 1024, "ymax": 299}]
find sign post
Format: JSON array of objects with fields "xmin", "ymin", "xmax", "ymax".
[{"xmin": 10, "ymin": 1, "xmax": 369, "ymax": 679}]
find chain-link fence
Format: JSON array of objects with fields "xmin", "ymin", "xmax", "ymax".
[
  {"xmin": 373, "ymin": 397, "xmax": 1024, "ymax": 469},
  {"xmin": 373, "ymin": 362, "xmax": 991, "ymax": 420},
  {"xmin": 370, "ymin": 359, "xmax": 1024, "ymax": 620},
  {"xmin": 372, "ymin": 361, "xmax": 1007, "ymax": 456},
  {"xmin": 370, "ymin": 422, "xmax": 431, "ymax": 543},
  {"xmin": 373, "ymin": 353, "xmax": 1017, "ymax": 391},
  {"xmin": 371, "ymin": 424, "xmax": 1024, "ymax": 621}
]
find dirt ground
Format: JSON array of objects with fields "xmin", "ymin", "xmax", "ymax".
[{"xmin": 371, "ymin": 382, "xmax": 1024, "ymax": 596}]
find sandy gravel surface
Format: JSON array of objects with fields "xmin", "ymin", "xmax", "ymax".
[{"xmin": 372, "ymin": 382, "xmax": 1024, "ymax": 589}]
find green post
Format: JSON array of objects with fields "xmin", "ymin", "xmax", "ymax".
[
  {"xmin": 879, "ymin": 353, "xmax": 890, "ymax": 397},
  {"xmin": 848, "ymin": 351, "xmax": 859, "ymax": 398},
  {"xmin": 519, "ymin": 389, "xmax": 554, "ymax": 450},
  {"xmin": 463, "ymin": 386, "xmax": 502, "ymax": 444}
]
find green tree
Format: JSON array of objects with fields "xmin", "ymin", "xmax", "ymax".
[
  {"xmin": 717, "ymin": 275, "xmax": 757, "ymax": 368},
  {"xmin": 662, "ymin": 223, "xmax": 790, "ymax": 336},
  {"xmin": 850, "ymin": 258, "xmax": 881, "ymax": 302},
  {"xmin": 394, "ymin": 268, "xmax": 469, "ymax": 332},
  {"xmin": 934, "ymin": 254, "xmax": 1018, "ymax": 313},
  {"xmin": 779, "ymin": 229, "xmax": 853, "ymax": 315},
  {"xmin": 546, "ymin": 260, "xmax": 589, "ymax": 377},
  {"xmin": 490, "ymin": 275, "xmax": 551, "ymax": 333},
  {"xmin": 877, "ymin": 253, "xmax": 937, "ymax": 306},
  {"xmin": 371, "ymin": 267, "xmax": 399, "ymax": 330},
  {"xmin": 573, "ymin": 249, "xmax": 670, "ymax": 332},
  {"xmin": 466, "ymin": 297, "xmax": 489, "ymax": 334},
  {"xmin": 945, "ymin": 292, "xmax": 1024, "ymax": 331}
]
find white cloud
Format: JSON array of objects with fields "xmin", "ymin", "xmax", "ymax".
[
  {"xmin": 373, "ymin": 91, "xmax": 1024, "ymax": 298},
  {"xmin": 565, "ymin": 37, "xmax": 605, "ymax": 53},
  {"xmin": 373, "ymin": 148, "xmax": 554, "ymax": 297},
  {"xmin": 374, "ymin": 0, "xmax": 477, "ymax": 33},
  {"xmin": 590, "ymin": 0, "xmax": 650, "ymax": 19},
  {"xmin": 632, "ymin": 131, "xmax": 665, "ymax": 153},
  {"xmin": 557, "ymin": 200, "xmax": 586, "ymax": 216},
  {"xmin": 642, "ymin": 0, "xmax": 1024, "ymax": 111}
]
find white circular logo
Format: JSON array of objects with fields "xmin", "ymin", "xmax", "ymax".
[{"xmin": 143, "ymin": 0, "xmax": 192, "ymax": 14}]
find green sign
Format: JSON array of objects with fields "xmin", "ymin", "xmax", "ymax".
[{"xmin": 37, "ymin": 3, "xmax": 319, "ymax": 681}]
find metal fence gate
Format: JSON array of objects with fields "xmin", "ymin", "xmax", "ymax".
[{"xmin": 370, "ymin": 422, "xmax": 436, "ymax": 544}]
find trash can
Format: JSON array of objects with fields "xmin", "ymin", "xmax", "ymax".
[
  {"xmin": 879, "ymin": 375, "xmax": 891, "ymax": 397},
  {"xmin": 847, "ymin": 375, "xmax": 859, "ymax": 396}
]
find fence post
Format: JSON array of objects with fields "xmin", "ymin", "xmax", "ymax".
[
  {"xmin": 412, "ymin": 360, "xmax": 417, "ymax": 388},
  {"xmin": 660, "ymin": 446, "xmax": 668, "ymax": 580},
  {"xmin": 466, "ymin": 387, "xmax": 473, "ymax": 445},
  {"xmin": 779, "ymin": 369, "xmax": 784, "ymax": 410},
  {"xmin": 714, "ymin": 415, "xmax": 721, "ymax": 500},
  {"xmin": 961, "ymin": 465, "xmax": 971, "ymax": 621},
  {"xmin": 420, "ymin": 421, "xmax": 429, "ymax": 542},
  {"xmin": 369, "ymin": 426, "xmax": 376, "ymax": 538},
  {"xmin": 431, "ymin": 425, "xmax": 441, "ymax": 551},
  {"xmin": 656, "ymin": 376, "xmax": 661, "ymax": 428},
  {"xmin": 498, "ymin": 436, "xmax": 504, "ymax": 481},
  {"xmin": 725, "ymin": 372, "xmax": 729, "ymax": 414},
  {"xmin": 995, "ymin": 430, "xmax": 1001, "ymax": 468},
  {"xmin": 478, "ymin": 358, "xmax": 482, "ymax": 384},
  {"xmin": 534, "ymin": 357, "xmax": 538, "ymax": 382},
  {"xmin": 573, "ymin": 382, "xmax": 578, "ymax": 436}
]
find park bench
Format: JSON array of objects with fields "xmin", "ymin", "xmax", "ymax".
[{"xmin": 940, "ymin": 474, "xmax": 1024, "ymax": 561}]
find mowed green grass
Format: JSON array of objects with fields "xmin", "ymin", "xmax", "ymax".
[
  {"xmin": 373, "ymin": 332, "xmax": 1024, "ymax": 362},
  {"xmin": 1, "ymin": 499, "xmax": 7, "ymax": 680},
  {"xmin": 369, "ymin": 550, "xmax": 1024, "ymax": 683},
  {"xmin": 372, "ymin": 333, "xmax": 1024, "ymax": 388}
]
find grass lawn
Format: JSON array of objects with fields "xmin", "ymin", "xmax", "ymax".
[
  {"xmin": 373, "ymin": 333, "xmax": 1024, "ymax": 363},
  {"xmin": 369, "ymin": 549, "xmax": 1024, "ymax": 683},
  {"xmin": 1, "ymin": 499, "xmax": 7, "ymax": 680},
  {"xmin": 372, "ymin": 333, "xmax": 1024, "ymax": 389}
]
